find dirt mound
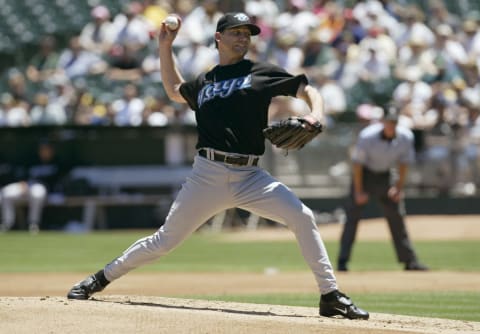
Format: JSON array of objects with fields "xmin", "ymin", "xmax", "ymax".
[{"xmin": 1, "ymin": 296, "xmax": 478, "ymax": 334}]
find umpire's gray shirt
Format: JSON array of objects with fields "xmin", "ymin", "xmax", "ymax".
[{"xmin": 351, "ymin": 122, "xmax": 415, "ymax": 172}]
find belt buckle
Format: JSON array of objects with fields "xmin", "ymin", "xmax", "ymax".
[{"xmin": 224, "ymin": 153, "xmax": 242, "ymax": 166}]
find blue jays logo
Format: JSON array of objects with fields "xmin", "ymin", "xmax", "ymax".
[
  {"xmin": 234, "ymin": 13, "xmax": 249, "ymax": 22},
  {"xmin": 197, "ymin": 74, "xmax": 252, "ymax": 107}
]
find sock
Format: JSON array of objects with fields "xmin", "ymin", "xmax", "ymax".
[
  {"xmin": 321, "ymin": 289, "xmax": 339, "ymax": 301},
  {"xmin": 94, "ymin": 270, "xmax": 110, "ymax": 287}
]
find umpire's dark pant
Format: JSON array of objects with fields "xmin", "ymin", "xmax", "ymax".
[{"xmin": 338, "ymin": 167, "xmax": 418, "ymax": 265}]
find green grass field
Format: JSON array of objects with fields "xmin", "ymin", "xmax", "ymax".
[{"xmin": 1, "ymin": 230, "xmax": 479, "ymax": 322}]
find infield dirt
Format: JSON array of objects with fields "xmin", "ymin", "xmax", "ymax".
[{"xmin": 1, "ymin": 215, "xmax": 479, "ymax": 334}]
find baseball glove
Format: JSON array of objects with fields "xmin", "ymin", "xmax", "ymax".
[{"xmin": 263, "ymin": 116, "xmax": 323, "ymax": 150}]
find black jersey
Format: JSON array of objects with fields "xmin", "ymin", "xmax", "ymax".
[{"xmin": 179, "ymin": 59, "xmax": 308, "ymax": 155}]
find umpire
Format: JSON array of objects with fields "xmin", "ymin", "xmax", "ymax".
[{"xmin": 338, "ymin": 104, "xmax": 428, "ymax": 272}]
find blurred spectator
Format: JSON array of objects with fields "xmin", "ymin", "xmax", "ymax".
[
  {"xmin": 70, "ymin": 82, "xmax": 97, "ymax": 125},
  {"xmin": 393, "ymin": 67, "xmax": 433, "ymax": 123},
  {"xmin": 111, "ymin": 84, "xmax": 145, "ymax": 126},
  {"xmin": 172, "ymin": 104, "xmax": 196, "ymax": 125},
  {"xmin": 392, "ymin": 69, "xmax": 435, "ymax": 161},
  {"xmin": 355, "ymin": 103, "xmax": 384, "ymax": 127},
  {"xmin": 29, "ymin": 92, "xmax": 67, "ymax": 126},
  {"xmin": 312, "ymin": 69, "xmax": 347, "ymax": 125},
  {"xmin": 426, "ymin": 0, "xmax": 460, "ymax": 32},
  {"xmin": 141, "ymin": 41, "xmax": 164, "ymax": 82},
  {"xmin": 141, "ymin": 0, "xmax": 171, "ymax": 30},
  {"xmin": 145, "ymin": 98, "xmax": 195, "ymax": 126},
  {"xmin": 358, "ymin": 26, "xmax": 396, "ymax": 64},
  {"xmin": 357, "ymin": 43, "xmax": 391, "ymax": 82},
  {"xmin": 377, "ymin": 0, "xmax": 401, "ymax": 19},
  {"xmin": 459, "ymin": 61, "xmax": 480, "ymax": 109},
  {"xmin": 312, "ymin": 0, "xmax": 329, "ymax": 15},
  {"xmin": 89, "ymin": 99, "xmax": 113, "ymax": 126},
  {"xmin": 395, "ymin": 36, "xmax": 437, "ymax": 82},
  {"xmin": 172, "ymin": 0, "xmax": 196, "ymax": 18},
  {"xmin": 334, "ymin": 8, "xmax": 366, "ymax": 46},
  {"xmin": 458, "ymin": 19, "xmax": 480, "ymax": 57},
  {"xmin": 106, "ymin": 43, "xmax": 144, "ymax": 82},
  {"xmin": 143, "ymin": 94, "xmax": 172, "ymax": 126},
  {"xmin": 432, "ymin": 24, "xmax": 468, "ymax": 68},
  {"xmin": 46, "ymin": 74, "xmax": 76, "ymax": 121},
  {"xmin": 270, "ymin": 32, "xmax": 304, "ymax": 73},
  {"xmin": 175, "ymin": 0, "xmax": 223, "ymax": 48},
  {"xmin": 0, "ymin": 141, "xmax": 71, "ymax": 233},
  {"xmin": 315, "ymin": 1, "xmax": 345, "ymax": 44},
  {"xmin": 267, "ymin": 97, "xmax": 297, "ymax": 122},
  {"xmin": 301, "ymin": 30, "xmax": 339, "ymax": 76},
  {"xmin": 176, "ymin": 34, "xmax": 218, "ymax": 80},
  {"xmin": 274, "ymin": 0, "xmax": 319, "ymax": 45},
  {"xmin": 244, "ymin": 0, "xmax": 279, "ymax": 28},
  {"xmin": 421, "ymin": 84, "xmax": 472, "ymax": 192},
  {"xmin": 0, "ymin": 93, "xmax": 30, "ymax": 127},
  {"xmin": 79, "ymin": 5, "xmax": 116, "ymax": 55},
  {"xmin": 6, "ymin": 69, "xmax": 33, "ymax": 108},
  {"xmin": 57, "ymin": 36, "xmax": 107, "ymax": 80},
  {"xmin": 395, "ymin": 5, "xmax": 435, "ymax": 48},
  {"xmin": 243, "ymin": 2, "xmax": 275, "ymax": 57},
  {"xmin": 345, "ymin": 39, "xmax": 395, "ymax": 111},
  {"xmin": 353, "ymin": 0, "xmax": 399, "ymax": 40},
  {"xmin": 0, "ymin": 89, "xmax": 30, "ymax": 127},
  {"xmin": 25, "ymin": 35, "xmax": 60, "ymax": 84},
  {"xmin": 111, "ymin": 1, "xmax": 152, "ymax": 52},
  {"xmin": 73, "ymin": 93, "xmax": 111, "ymax": 126},
  {"xmin": 440, "ymin": 80, "xmax": 470, "ymax": 130},
  {"xmin": 334, "ymin": 43, "xmax": 363, "ymax": 90}
]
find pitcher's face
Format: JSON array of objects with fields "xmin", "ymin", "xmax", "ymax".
[{"xmin": 216, "ymin": 27, "xmax": 251, "ymax": 57}]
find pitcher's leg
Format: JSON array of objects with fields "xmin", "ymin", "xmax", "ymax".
[
  {"xmin": 238, "ymin": 173, "xmax": 337, "ymax": 294},
  {"xmin": 104, "ymin": 158, "xmax": 232, "ymax": 281}
]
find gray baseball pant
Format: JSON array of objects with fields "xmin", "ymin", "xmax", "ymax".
[
  {"xmin": 104, "ymin": 155, "xmax": 338, "ymax": 294},
  {"xmin": 1, "ymin": 182, "xmax": 46, "ymax": 230}
]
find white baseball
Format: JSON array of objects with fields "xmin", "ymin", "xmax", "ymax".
[{"xmin": 164, "ymin": 15, "xmax": 179, "ymax": 30}]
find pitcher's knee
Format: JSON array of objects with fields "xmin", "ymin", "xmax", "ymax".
[
  {"xmin": 285, "ymin": 206, "xmax": 317, "ymax": 231},
  {"xmin": 148, "ymin": 230, "xmax": 184, "ymax": 255}
]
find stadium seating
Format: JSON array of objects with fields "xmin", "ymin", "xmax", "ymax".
[{"xmin": 0, "ymin": 0, "xmax": 123, "ymax": 54}]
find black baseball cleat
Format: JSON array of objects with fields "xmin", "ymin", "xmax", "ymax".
[
  {"xmin": 67, "ymin": 275, "xmax": 106, "ymax": 300},
  {"xmin": 337, "ymin": 260, "xmax": 348, "ymax": 272},
  {"xmin": 404, "ymin": 261, "xmax": 429, "ymax": 271},
  {"xmin": 319, "ymin": 290, "xmax": 369, "ymax": 320}
]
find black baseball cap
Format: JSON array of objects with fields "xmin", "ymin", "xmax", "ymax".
[
  {"xmin": 382, "ymin": 103, "xmax": 400, "ymax": 122},
  {"xmin": 216, "ymin": 12, "xmax": 261, "ymax": 36}
]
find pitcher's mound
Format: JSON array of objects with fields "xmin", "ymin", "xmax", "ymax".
[{"xmin": 1, "ymin": 295, "xmax": 478, "ymax": 334}]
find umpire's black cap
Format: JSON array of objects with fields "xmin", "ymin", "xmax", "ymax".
[
  {"xmin": 216, "ymin": 12, "xmax": 261, "ymax": 35},
  {"xmin": 382, "ymin": 103, "xmax": 400, "ymax": 122}
]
